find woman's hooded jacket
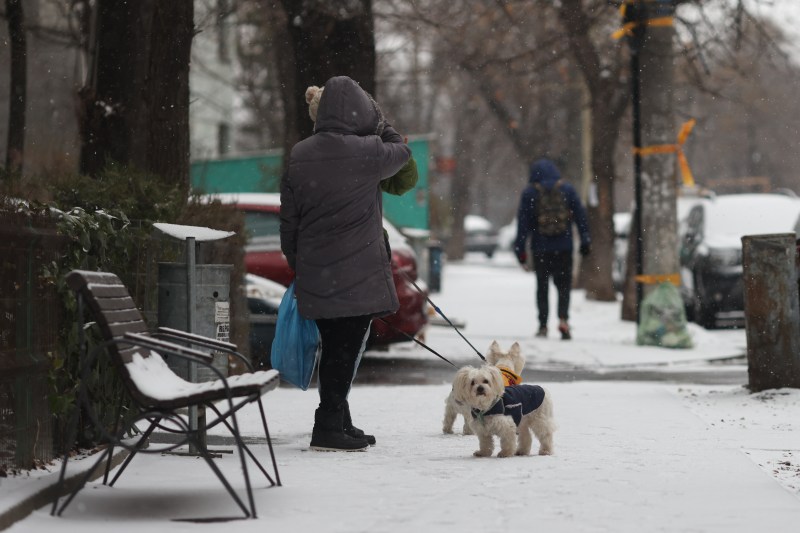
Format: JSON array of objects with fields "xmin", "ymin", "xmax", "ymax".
[{"xmin": 280, "ymin": 76, "xmax": 411, "ymax": 320}]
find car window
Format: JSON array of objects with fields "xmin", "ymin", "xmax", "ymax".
[
  {"xmin": 244, "ymin": 211, "xmax": 281, "ymax": 239},
  {"xmin": 686, "ymin": 206, "xmax": 703, "ymax": 237}
]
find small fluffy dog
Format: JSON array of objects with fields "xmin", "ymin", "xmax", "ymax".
[
  {"xmin": 442, "ymin": 341, "xmax": 525, "ymax": 435},
  {"xmin": 451, "ymin": 364, "xmax": 556, "ymax": 458}
]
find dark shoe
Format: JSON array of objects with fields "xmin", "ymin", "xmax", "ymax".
[
  {"xmin": 343, "ymin": 401, "xmax": 376, "ymax": 446},
  {"xmin": 343, "ymin": 425, "xmax": 376, "ymax": 446},
  {"xmin": 558, "ymin": 323, "xmax": 571, "ymax": 340},
  {"xmin": 535, "ymin": 326, "xmax": 548, "ymax": 338},
  {"xmin": 310, "ymin": 408, "xmax": 369, "ymax": 452}
]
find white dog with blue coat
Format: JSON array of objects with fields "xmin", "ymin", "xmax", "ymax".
[{"xmin": 451, "ymin": 364, "xmax": 556, "ymax": 458}]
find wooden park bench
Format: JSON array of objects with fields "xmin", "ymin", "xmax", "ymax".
[{"xmin": 51, "ymin": 269, "xmax": 282, "ymax": 519}]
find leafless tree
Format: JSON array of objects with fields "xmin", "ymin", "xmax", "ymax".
[
  {"xmin": 79, "ymin": 0, "xmax": 194, "ymax": 191},
  {"xmin": 4, "ymin": 0, "xmax": 26, "ymax": 173},
  {"xmin": 276, "ymin": 0, "xmax": 377, "ymax": 162},
  {"xmin": 235, "ymin": 0, "xmax": 287, "ymax": 151}
]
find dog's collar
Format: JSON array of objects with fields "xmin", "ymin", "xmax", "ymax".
[
  {"xmin": 498, "ymin": 366, "xmax": 522, "ymax": 386},
  {"xmin": 471, "ymin": 396, "xmax": 503, "ymax": 424}
]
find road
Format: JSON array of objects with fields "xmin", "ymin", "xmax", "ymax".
[{"xmin": 353, "ymin": 353, "xmax": 748, "ymax": 387}]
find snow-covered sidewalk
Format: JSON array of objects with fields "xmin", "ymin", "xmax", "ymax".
[
  {"xmin": 374, "ymin": 252, "xmax": 747, "ymax": 369},
  {"xmin": 3, "ymin": 252, "xmax": 799, "ymax": 532},
  {"xmin": 5, "ymin": 381, "xmax": 800, "ymax": 532}
]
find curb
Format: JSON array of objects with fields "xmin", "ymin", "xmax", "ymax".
[{"xmin": 0, "ymin": 449, "xmax": 129, "ymax": 531}]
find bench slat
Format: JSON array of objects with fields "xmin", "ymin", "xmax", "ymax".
[
  {"xmin": 83, "ymin": 284, "xmax": 131, "ymax": 298},
  {"xmin": 107, "ymin": 320, "xmax": 149, "ymax": 338},
  {"xmin": 101, "ymin": 308, "xmax": 146, "ymax": 325},
  {"xmin": 93, "ymin": 296, "xmax": 138, "ymax": 311}
]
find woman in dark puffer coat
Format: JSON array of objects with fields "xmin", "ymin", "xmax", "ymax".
[{"xmin": 280, "ymin": 76, "xmax": 412, "ymax": 451}]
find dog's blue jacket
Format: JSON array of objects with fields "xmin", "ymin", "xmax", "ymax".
[{"xmin": 471, "ymin": 384, "xmax": 545, "ymax": 426}]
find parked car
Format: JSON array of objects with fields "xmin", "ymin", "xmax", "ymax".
[
  {"xmin": 464, "ymin": 215, "xmax": 499, "ymax": 257},
  {"xmin": 679, "ymin": 193, "xmax": 800, "ymax": 328},
  {"xmin": 613, "ymin": 192, "xmax": 714, "ymax": 293},
  {"xmin": 206, "ymin": 193, "xmax": 428, "ymax": 347},
  {"xmin": 497, "ymin": 218, "xmax": 517, "ymax": 252},
  {"xmin": 245, "ymin": 273, "xmax": 283, "ymax": 368}
]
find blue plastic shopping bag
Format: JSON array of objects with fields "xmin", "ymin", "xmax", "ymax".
[{"xmin": 270, "ymin": 282, "xmax": 320, "ymax": 390}]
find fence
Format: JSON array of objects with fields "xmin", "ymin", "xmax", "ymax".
[
  {"xmin": 0, "ymin": 211, "xmax": 248, "ymax": 472},
  {"xmin": 0, "ymin": 213, "xmax": 64, "ymax": 472}
]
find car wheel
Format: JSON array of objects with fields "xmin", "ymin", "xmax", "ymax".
[{"xmin": 693, "ymin": 272, "xmax": 717, "ymax": 329}]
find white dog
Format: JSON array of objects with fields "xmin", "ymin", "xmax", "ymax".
[
  {"xmin": 451, "ymin": 365, "xmax": 556, "ymax": 458},
  {"xmin": 442, "ymin": 341, "xmax": 525, "ymax": 435}
]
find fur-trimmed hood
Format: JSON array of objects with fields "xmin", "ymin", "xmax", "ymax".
[{"xmin": 314, "ymin": 76, "xmax": 385, "ymax": 136}]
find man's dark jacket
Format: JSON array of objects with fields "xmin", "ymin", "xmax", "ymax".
[{"xmin": 513, "ymin": 159, "xmax": 591, "ymax": 259}]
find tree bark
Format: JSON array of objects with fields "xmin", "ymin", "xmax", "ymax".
[
  {"xmin": 557, "ymin": 1, "xmax": 629, "ymax": 302},
  {"xmin": 79, "ymin": 0, "xmax": 140, "ymax": 176},
  {"xmin": 583, "ymin": 107, "xmax": 621, "ymax": 302},
  {"xmin": 146, "ymin": 0, "xmax": 193, "ymax": 190},
  {"xmin": 79, "ymin": 0, "xmax": 193, "ymax": 191},
  {"xmin": 279, "ymin": 0, "xmax": 376, "ymax": 157},
  {"xmin": 5, "ymin": 0, "xmax": 27, "ymax": 173},
  {"xmin": 446, "ymin": 99, "xmax": 480, "ymax": 260}
]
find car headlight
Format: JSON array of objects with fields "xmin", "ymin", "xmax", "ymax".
[{"xmin": 707, "ymin": 248, "xmax": 741, "ymax": 268}]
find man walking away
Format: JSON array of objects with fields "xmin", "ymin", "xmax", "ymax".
[{"xmin": 513, "ymin": 158, "xmax": 591, "ymax": 340}]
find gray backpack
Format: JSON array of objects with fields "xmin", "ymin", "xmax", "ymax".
[{"xmin": 534, "ymin": 180, "xmax": 571, "ymax": 236}]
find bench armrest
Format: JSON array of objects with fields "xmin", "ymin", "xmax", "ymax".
[
  {"xmin": 156, "ymin": 327, "xmax": 238, "ymax": 351},
  {"xmin": 155, "ymin": 327, "xmax": 255, "ymax": 372},
  {"xmin": 122, "ymin": 332, "xmax": 215, "ymax": 364}
]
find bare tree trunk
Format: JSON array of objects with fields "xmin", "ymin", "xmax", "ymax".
[
  {"xmin": 447, "ymin": 99, "xmax": 479, "ymax": 260},
  {"xmin": 147, "ymin": 0, "xmax": 193, "ymax": 191},
  {"xmin": 79, "ymin": 0, "xmax": 193, "ymax": 191},
  {"xmin": 583, "ymin": 115, "xmax": 619, "ymax": 302},
  {"xmin": 5, "ymin": 0, "xmax": 26, "ymax": 173},
  {"xmin": 79, "ymin": 0, "xmax": 140, "ymax": 176},
  {"xmin": 557, "ymin": 1, "xmax": 629, "ymax": 302},
  {"xmin": 279, "ymin": 0, "xmax": 376, "ymax": 156}
]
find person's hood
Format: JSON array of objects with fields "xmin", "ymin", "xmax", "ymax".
[
  {"xmin": 528, "ymin": 159, "xmax": 561, "ymax": 188},
  {"xmin": 314, "ymin": 76, "xmax": 384, "ymax": 136}
]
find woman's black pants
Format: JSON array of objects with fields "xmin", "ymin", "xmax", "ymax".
[{"xmin": 314, "ymin": 315, "xmax": 372, "ymax": 413}]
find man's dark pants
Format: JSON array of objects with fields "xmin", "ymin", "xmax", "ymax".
[{"xmin": 533, "ymin": 251, "xmax": 573, "ymax": 328}]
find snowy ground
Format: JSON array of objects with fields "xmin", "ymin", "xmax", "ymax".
[{"xmin": 3, "ymin": 251, "xmax": 800, "ymax": 532}]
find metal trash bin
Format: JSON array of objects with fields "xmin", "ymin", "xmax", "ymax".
[
  {"xmin": 158, "ymin": 262, "xmax": 232, "ymax": 381},
  {"xmin": 427, "ymin": 240, "xmax": 444, "ymax": 293}
]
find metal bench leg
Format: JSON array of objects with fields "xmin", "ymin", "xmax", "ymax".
[{"xmin": 258, "ymin": 398, "xmax": 282, "ymax": 487}]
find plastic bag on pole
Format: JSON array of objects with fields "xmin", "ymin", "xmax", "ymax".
[{"xmin": 636, "ymin": 282, "xmax": 693, "ymax": 349}]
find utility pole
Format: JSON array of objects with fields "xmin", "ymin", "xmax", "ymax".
[{"xmin": 624, "ymin": 0, "xmax": 681, "ymax": 321}]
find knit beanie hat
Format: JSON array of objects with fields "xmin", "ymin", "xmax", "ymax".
[{"xmin": 305, "ymin": 86, "xmax": 323, "ymax": 122}]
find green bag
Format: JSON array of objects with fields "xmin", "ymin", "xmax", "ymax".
[{"xmin": 636, "ymin": 282, "xmax": 693, "ymax": 349}]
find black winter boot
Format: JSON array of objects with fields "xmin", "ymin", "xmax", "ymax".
[
  {"xmin": 342, "ymin": 401, "xmax": 376, "ymax": 446},
  {"xmin": 310, "ymin": 408, "xmax": 369, "ymax": 452}
]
